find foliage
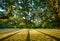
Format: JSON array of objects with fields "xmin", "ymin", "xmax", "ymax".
[{"xmin": 0, "ymin": 0, "xmax": 59, "ymax": 28}]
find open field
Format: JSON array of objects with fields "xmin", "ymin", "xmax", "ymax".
[{"xmin": 0, "ymin": 29, "xmax": 60, "ymax": 41}]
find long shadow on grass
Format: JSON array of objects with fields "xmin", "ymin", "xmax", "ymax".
[
  {"xmin": 0, "ymin": 30, "xmax": 20, "ymax": 41},
  {"xmin": 26, "ymin": 29, "xmax": 30, "ymax": 41},
  {"xmin": 37, "ymin": 30, "xmax": 60, "ymax": 41}
]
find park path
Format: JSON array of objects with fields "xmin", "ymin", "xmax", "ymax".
[{"xmin": 0, "ymin": 29, "xmax": 60, "ymax": 41}]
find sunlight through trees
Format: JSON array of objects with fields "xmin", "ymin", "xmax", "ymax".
[{"xmin": 0, "ymin": 0, "xmax": 60, "ymax": 28}]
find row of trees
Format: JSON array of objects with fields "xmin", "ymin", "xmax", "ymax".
[{"xmin": 0, "ymin": 0, "xmax": 60, "ymax": 28}]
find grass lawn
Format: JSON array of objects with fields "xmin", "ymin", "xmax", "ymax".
[{"xmin": 0, "ymin": 29, "xmax": 60, "ymax": 41}]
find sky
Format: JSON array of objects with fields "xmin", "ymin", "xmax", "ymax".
[
  {"xmin": 0, "ymin": 8, "xmax": 7, "ymax": 14},
  {"xmin": 0, "ymin": 8, "xmax": 5, "ymax": 12}
]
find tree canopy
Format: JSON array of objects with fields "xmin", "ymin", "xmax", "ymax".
[{"xmin": 0, "ymin": 0, "xmax": 60, "ymax": 28}]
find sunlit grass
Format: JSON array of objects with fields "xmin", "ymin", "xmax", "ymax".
[
  {"xmin": 4, "ymin": 29, "xmax": 28, "ymax": 41},
  {"xmin": 37, "ymin": 29, "xmax": 60, "ymax": 38},
  {"xmin": 30, "ymin": 29, "xmax": 56, "ymax": 41},
  {"xmin": 0, "ymin": 29, "xmax": 21, "ymax": 39},
  {"xmin": 0, "ymin": 29, "xmax": 60, "ymax": 41}
]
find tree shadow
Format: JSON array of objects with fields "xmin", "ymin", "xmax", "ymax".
[
  {"xmin": 37, "ymin": 31, "xmax": 60, "ymax": 41},
  {"xmin": 0, "ymin": 31, "xmax": 20, "ymax": 41},
  {"xmin": 26, "ymin": 29, "xmax": 30, "ymax": 41}
]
